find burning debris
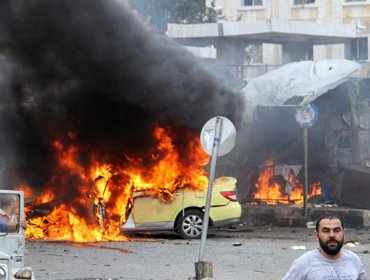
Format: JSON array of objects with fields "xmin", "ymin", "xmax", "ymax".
[
  {"xmin": 0, "ymin": 0, "xmax": 245, "ymax": 241},
  {"xmin": 21, "ymin": 121, "xmax": 211, "ymax": 241},
  {"xmin": 250, "ymin": 160, "xmax": 322, "ymax": 205}
]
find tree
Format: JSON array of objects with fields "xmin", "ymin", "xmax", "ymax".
[{"xmin": 128, "ymin": 0, "xmax": 216, "ymax": 34}]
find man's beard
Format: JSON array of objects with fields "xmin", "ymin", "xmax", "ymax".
[{"xmin": 318, "ymin": 236, "xmax": 344, "ymax": 256}]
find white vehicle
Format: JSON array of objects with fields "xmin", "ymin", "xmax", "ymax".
[{"xmin": 0, "ymin": 190, "xmax": 35, "ymax": 280}]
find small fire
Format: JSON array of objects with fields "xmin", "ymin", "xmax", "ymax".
[
  {"xmin": 252, "ymin": 161, "xmax": 321, "ymax": 205},
  {"xmin": 24, "ymin": 127, "xmax": 209, "ymax": 242}
]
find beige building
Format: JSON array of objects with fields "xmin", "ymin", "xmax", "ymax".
[{"xmin": 168, "ymin": 0, "xmax": 370, "ymax": 78}]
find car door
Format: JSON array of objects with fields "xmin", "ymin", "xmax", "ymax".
[
  {"xmin": 0, "ymin": 190, "xmax": 27, "ymax": 276},
  {"xmin": 133, "ymin": 190, "xmax": 184, "ymax": 227}
]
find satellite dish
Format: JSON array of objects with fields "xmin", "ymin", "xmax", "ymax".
[{"xmin": 200, "ymin": 116, "xmax": 236, "ymax": 156}]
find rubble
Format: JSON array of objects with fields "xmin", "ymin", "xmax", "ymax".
[{"xmin": 241, "ymin": 204, "xmax": 370, "ymax": 228}]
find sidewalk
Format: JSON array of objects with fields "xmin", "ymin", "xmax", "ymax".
[{"xmin": 241, "ymin": 204, "xmax": 370, "ymax": 228}]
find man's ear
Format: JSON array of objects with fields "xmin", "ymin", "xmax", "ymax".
[{"xmin": 314, "ymin": 231, "xmax": 318, "ymax": 240}]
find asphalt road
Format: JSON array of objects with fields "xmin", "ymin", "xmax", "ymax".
[{"xmin": 25, "ymin": 226, "xmax": 370, "ymax": 280}]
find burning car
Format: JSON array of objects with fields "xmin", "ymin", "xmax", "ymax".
[
  {"xmin": 0, "ymin": 190, "xmax": 35, "ymax": 280},
  {"xmin": 121, "ymin": 177, "xmax": 242, "ymax": 239}
]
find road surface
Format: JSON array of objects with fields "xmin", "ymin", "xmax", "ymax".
[{"xmin": 25, "ymin": 226, "xmax": 370, "ymax": 280}]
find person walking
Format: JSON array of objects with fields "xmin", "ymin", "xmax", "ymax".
[{"xmin": 282, "ymin": 214, "xmax": 366, "ymax": 280}]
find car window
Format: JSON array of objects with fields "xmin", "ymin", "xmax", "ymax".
[{"xmin": 0, "ymin": 193, "xmax": 21, "ymax": 233}]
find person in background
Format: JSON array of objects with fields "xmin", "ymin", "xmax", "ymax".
[
  {"xmin": 0, "ymin": 194, "xmax": 27, "ymax": 232},
  {"xmin": 282, "ymin": 214, "xmax": 366, "ymax": 280}
]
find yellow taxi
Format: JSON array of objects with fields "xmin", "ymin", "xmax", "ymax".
[{"xmin": 121, "ymin": 177, "xmax": 241, "ymax": 239}]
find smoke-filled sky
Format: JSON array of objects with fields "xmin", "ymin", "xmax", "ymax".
[{"xmin": 0, "ymin": 0, "xmax": 244, "ymax": 190}]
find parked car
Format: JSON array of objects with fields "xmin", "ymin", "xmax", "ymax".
[
  {"xmin": 121, "ymin": 177, "xmax": 242, "ymax": 239},
  {"xmin": 0, "ymin": 190, "xmax": 35, "ymax": 280}
]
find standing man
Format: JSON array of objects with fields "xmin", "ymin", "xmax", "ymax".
[{"xmin": 282, "ymin": 214, "xmax": 366, "ymax": 280}]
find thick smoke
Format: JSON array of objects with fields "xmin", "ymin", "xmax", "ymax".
[{"xmin": 0, "ymin": 0, "xmax": 244, "ymax": 191}]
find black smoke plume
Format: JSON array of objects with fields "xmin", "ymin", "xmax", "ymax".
[{"xmin": 0, "ymin": 0, "xmax": 244, "ymax": 194}]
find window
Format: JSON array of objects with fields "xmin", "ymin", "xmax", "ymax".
[
  {"xmin": 244, "ymin": 0, "xmax": 262, "ymax": 6},
  {"xmin": 243, "ymin": 44, "xmax": 262, "ymax": 64},
  {"xmin": 348, "ymin": 38, "xmax": 368, "ymax": 60},
  {"xmin": 338, "ymin": 135, "xmax": 351, "ymax": 148},
  {"xmin": 293, "ymin": 0, "xmax": 315, "ymax": 4},
  {"xmin": 0, "ymin": 193, "xmax": 21, "ymax": 233}
]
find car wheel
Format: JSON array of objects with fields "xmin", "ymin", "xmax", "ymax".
[{"xmin": 176, "ymin": 210, "xmax": 204, "ymax": 239}]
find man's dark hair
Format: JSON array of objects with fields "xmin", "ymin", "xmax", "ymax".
[{"xmin": 315, "ymin": 214, "xmax": 344, "ymax": 232}]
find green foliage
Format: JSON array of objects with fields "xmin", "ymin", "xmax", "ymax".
[{"xmin": 128, "ymin": 0, "xmax": 216, "ymax": 34}]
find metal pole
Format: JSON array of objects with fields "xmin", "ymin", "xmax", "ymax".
[
  {"xmin": 303, "ymin": 127, "xmax": 308, "ymax": 218},
  {"xmin": 198, "ymin": 117, "xmax": 222, "ymax": 262}
]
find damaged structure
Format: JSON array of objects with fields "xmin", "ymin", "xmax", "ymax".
[
  {"xmin": 0, "ymin": 1, "xmax": 369, "ymax": 236},
  {"xmin": 167, "ymin": 0, "xmax": 370, "ymax": 224}
]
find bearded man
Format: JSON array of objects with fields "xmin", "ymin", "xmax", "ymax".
[{"xmin": 282, "ymin": 214, "xmax": 366, "ymax": 280}]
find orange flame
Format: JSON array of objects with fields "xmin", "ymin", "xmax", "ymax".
[
  {"xmin": 24, "ymin": 127, "xmax": 209, "ymax": 242},
  {"xmin": 252, "ymin": 161, "xmax": 321, "ymax": 205}
]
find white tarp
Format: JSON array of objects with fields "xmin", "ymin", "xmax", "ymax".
[{"xmin": 241, "ymin": 59, "xmax": 361, "ymax": 122}]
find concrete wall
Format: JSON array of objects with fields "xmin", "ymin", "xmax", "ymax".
[{"xmin": 213, "ymin": 0, "xmax": 370, "ymax": 62}]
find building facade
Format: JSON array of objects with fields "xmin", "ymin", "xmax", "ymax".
[
  {"xmin": 168, "ymin": 0, "xmax": 370, "ymax": 79},
  {"xmin": 168, "ymin": 1, "xmax": 370, "ymax": 205}
]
